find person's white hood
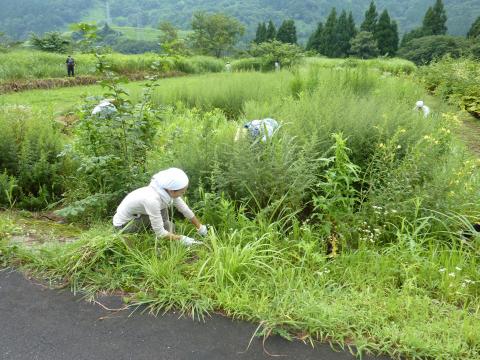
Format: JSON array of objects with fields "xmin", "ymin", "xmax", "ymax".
[{"xmin": 150, "ymin": 168, "xmax": 189, "ymax": 193}]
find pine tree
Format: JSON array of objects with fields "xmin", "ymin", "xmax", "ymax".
[
  {"xmin": 347, "ymin": 12, "xmax": 357, "ymax": 40},
  {"xmin": 422, "ymin": 7, "xmax": 436, "ymax": 36},
  {"xmin": 266, "ymin": 20, "xmax": 277, "ymax": 41},
  {"xmin": 467, "ymin": 16, "xmax": 480, "ymax": 38},
  {"xmin": 350, "ymin": 31, "xmax": 379, "ymax": 59},
  {"xmin": 375, "ymin": 10, "xmax": 398, "ymax": 56},
  {"xmin": 254, "ymin": 22, "xmax": 267, "ymax": 43},
  {"xmin": 432, "ymin": 0, "xmax": 448, "ymax": 34},
  {"xmin": 390, "ymin": 21, "xmax": 399, "ymax": 55},
  {"xmin": 422, "ymin": 0, "xmax": 447, "ymax": 35},
  {"xmin": 335, "ymin": 10, "xmax": 352, "ymax": 57},
  {"xmin": 321, "ymin": 7, "xmax": 337, "ymax": 57},
  {"xmin": 360, "ymin": 1, "xmax": 378, "ymax": 34},
  {"xmin": 306, "ymin": 22, "xmax": 323, "ymax": 52},
  {"xmin": 276, "ymin": 19, "xmax": 297, "ymax": 44}
]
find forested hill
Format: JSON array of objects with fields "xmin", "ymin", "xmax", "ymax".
[{"xmin": 1, "ymin": 0, "xmax": 479, "ymax": 40}]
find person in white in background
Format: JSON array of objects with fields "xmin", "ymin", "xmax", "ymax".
[
  {"xmin": 225, "ymin": 62, "xmax": 232, "ymax": 72},
  {"xmin": 234, "ymin": 118, "xmax": 279, "ymax": 143},
  {"xmin": 274, "ymin": 61, "xmax": 280, "ymax": 72},
  {"xmin": 414, "ymin": 100, "xmax": 430, "ymax": 118},
  {"xmin": 113, "ymin": 168, "xmax": 207, "ymax": 246},
  {"xmin": 92, "ymin": 99, "xmax": 117, "ymax": 117}
]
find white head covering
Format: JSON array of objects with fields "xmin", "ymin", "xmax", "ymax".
[
  {"xmin": 415, "ymin": 100, "xmax": 424, "ymax": 108},
  {"xmin": 150, "ymin": 168, "xmax": 189, "ymax": 193}
]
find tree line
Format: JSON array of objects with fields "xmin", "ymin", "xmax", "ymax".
[
  {"xmin": 252, "ymin": 0, "xmax": 479, "ymax": 61},
  {"xmin": 7, "ymin": 0, "xmax": 480, "ymax": 64}
]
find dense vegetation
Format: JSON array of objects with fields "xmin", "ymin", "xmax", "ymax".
[
  {"xmin": 1, "ymin": 0, "xmax": 478, "ymax": 41},
  {"xmin": 0, "ymin": 50, "xmax": 225, "ymax": 82},
  {"xmin": 418, "ymin": 57, "xmax": 480, "ymax": 118},
  {"xmin": 1, "ymin": 53, "xmax": 480, "ymax": 359}
]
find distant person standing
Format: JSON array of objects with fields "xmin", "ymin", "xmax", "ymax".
[
  {"xmin": 66, "ymin": 55, "xmax": 75, "ymax": 77},
  {"xmin": 274, "ymin": 61, "xmax": 280, "ymax": 72},
  {"xmin": 414, "ymin": 100, "xmax": 430, "ymax": 118},
  {"xmin": 225, "ymin": 62, "xmax": 232, "ymax": 72}
]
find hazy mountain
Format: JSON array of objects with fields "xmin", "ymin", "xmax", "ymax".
[{"xmin": 1, "ymin": 0, "xmax": 478, "ymax": 41}]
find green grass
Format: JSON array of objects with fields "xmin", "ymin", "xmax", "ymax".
[
  {"xmin": 306, "ymin": 57, "xmax": 417, "ymax": 75},
  {"xmin": 0, "ymin": 50, "xmax": 224, "ymax": 82},
  {"xmin": 1, "ymin": 59, "xmax": 480, "ymax": 359},
  {"xmin": 1, "ymin": 209, "xmax": 479, "ymax": 359}
]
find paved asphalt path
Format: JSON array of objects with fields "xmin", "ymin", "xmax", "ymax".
[{"xmin": 0, "ymin": 269, "xmax": 388, "ymax": 360}]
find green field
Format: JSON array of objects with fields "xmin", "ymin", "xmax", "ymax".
[
  {"xmin": 1, "ymin": 58, "xmax": 480, "ymax": 360},
  {"xmin": 0, "ymin": 50, "xmax": 225, "ymax": 83}
]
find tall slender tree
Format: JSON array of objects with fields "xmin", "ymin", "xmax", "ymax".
[
  {"xmin": 375, "ymin": 10, "xmax": 398, "ymax": 56},
  {"xmin": 347, "ymin": 11, "xmax": 357, "ymax": 40},
  {"xmin": 360, "ymin": 1, "xmax": 378, "ymax": 34},
  {"xmin": 422, "ymin": 0, "xmax": 447, "ymax": 35},
  {"xmin": 335, "ymin": 10, "xmax": 353, "ymax": 57},
  {"xmin": 276, "ymin": 19, "xmax": 297, "ymax": 44},
  {"xmin": 321, "ymin": 7, "xmax": 338, "ymax": 57},
  {"xmin": 306, "ymin": 22, "xmax": 324, "ymax": 52},
  {"xmin": 467, "ymin": 16, "xmax": 480, "ymax": 38},
  {"xmin": 265, "ymin": 20, "xmax": 277, "ymax": 41},
  {"xmin": 254, "ymin": 22, "xmax": 267, "ymax": 43}
]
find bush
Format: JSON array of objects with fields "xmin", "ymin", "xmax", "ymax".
[
  {"xmin": 250, "ymin": 40, "xmax": 304, "ymax": 70},
  {"xmin": 418, "ymin": 57, "xmax": 480, "ymax": 117},
  {"xmin": 0, "ymin": 107, "xmax": 68, "ymax": 209},
  {"xmin": 29, "ymin": 32, "xmax": 71, "ymax": 53},
  {"xmin": 398, "ymin": 35, "xmax": 471, "ymax": 65},
  {"xmin": 111, "ymin": 38, "xmax": 160, "ymax": 54},
  {"xmin": 57, "ymin": 75, "xmax": 160, "ymax": 221}
]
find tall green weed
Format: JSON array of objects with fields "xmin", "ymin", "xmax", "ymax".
[
  {"xmin": 0, "ymin": 106, "xmax": 67, "ymax": 209},
  {"xmin": 418, "ymin": 57, "xmax": 480, "ymax": 117}
]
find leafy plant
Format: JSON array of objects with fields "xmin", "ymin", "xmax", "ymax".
[
  {"xmin": 29, "ymin": 32, "xmax": 71, "ymax": 53},
  {"xmin": 249, "ymin": 40, "xmax": 303, "ymax": 70},
  {"xmin": 57, "ymin": 54, "xmax": 160, "ymax": 220}
]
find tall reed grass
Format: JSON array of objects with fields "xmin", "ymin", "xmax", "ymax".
[{"xmin": 0, "ymin": 50, "xmax": 225, "ymax": 81}]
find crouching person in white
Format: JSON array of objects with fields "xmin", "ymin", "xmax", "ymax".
[{"xmin": 113, "ymin": 168, "xmax": 207, "ymax": 246}]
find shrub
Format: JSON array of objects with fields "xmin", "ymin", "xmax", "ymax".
[
  {"xmin": 111, "ymin": 38, "xmax": 160, "ymax": 54},
  {"xmin": 29, "ymin": 32, "xmax": 71, "ymax": 53},
  {"xmin": 398, "ymin": 35, "xmax": 471, "ymax": 65},
  {"xmin": 250, "ymin": 40, "xmax": 304, "ymax": 70},
  {"xmin": 418, "ymin": 57, "xmax": 480, "ymax": 117},
  {"xmin": 57, "ymin": 73, "xmax": 160, "ymax": 221},
  {"xmin": 0, "ymin": 107, "xmax": 68, "ymax": 209}
]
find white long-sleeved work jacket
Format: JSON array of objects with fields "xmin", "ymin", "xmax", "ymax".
[{"xmin": 112, "ymin": 186, "xmax": 194, "ymax": 237}]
